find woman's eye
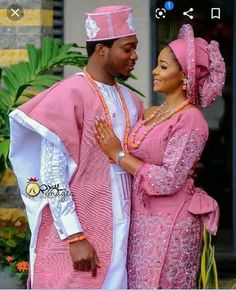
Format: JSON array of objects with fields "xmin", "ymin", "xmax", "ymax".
[{"xmin": 161, "ymin": 65, "xmax": 167, "ymax": 70}]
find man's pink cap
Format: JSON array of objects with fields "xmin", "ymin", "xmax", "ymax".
[{"xmin": 85, "ymin": 6, "xmax": 136, "ymax": 41}]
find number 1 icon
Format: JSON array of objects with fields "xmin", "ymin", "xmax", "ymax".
[{"xmin": 164, "ymin": 1, "xmax": 174, "ymax": 11}]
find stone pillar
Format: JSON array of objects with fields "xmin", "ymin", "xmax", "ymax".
[{"xmin": 0, "ymin": 0, "xmax": 53, "ymax": 67}]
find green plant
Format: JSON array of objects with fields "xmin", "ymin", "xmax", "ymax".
[
  {"xmin": 224, "ymin": 279, "xmax": 236, "ymax": 289},
  {"xmin": 0, "ymin": 213, "xmax": 30, "ymax": 286},
  {"xmin": 198, "ymin": 227, "xmax": 218, "ymax": 289},
  {"xmin": 0, "ymin": 37, "xmax": 87, "ymax": 180}
]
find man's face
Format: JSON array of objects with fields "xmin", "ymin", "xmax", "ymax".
[{"xmin": 103, "ymin": 35, "xmax": 138, "ymax": 80}]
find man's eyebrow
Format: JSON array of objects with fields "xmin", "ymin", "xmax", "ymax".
[{"xmin": 122, "ymin": 41, "xmax": 138, "ymax": 46}]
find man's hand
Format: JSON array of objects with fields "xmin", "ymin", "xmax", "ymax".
[{"xmin": 69, "ymin": 234, "xmax": 100, "ymax": 277}]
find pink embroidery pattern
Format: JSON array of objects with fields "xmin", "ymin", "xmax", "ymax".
[
  {"xmin": 128, "ymin": 213, "xmax": 202, "ymax": 289},
  {"xmin": 178, "ymin": 24, "xmax": 196, "ymax": 104},
  {"xmin": 159, "ymin": 217, "xmax": 202, "ymax": 289},
  {"xmin": 128, "ymin": 212, "xmax": 172, "ymax": 288},
  {"xmin": 199, "ymin": 40, "xmax": 226, "ymax": 107},
  {"xmin": 133, "ymin": 129, "xmax": 206, "ymax": 199}
]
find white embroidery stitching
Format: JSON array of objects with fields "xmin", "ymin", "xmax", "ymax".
[
  {"xmin": 126, "ymin": 12, "xmax": 135, "ymax": 31},
  {"xmin": 85, "ymin": 16, "xmax": 100, "ymax": 40}
]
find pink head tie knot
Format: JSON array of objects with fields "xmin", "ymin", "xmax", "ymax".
[
  {"xmin": 169, "ymin": 24, "xmax": 226, "ymax": 107},
  {"xmin": 85, "ymin": 6, "xmax": 136, "ymax": 42}
]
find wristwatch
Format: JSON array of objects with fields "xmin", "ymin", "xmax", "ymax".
[{"xmin": 116, "ymin": 150, "xmax": 126, "ymax": 165}]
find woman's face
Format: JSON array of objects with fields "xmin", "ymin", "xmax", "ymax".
[{"xmin": 152, "ymin": 46, "xmax": 184, "ymax": 94}]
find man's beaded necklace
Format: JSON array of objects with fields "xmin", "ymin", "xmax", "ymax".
[{"xmin": 84, "ymin": 67, "xmax": 131, "ymax": 153}]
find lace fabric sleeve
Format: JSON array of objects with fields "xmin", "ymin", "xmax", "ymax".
[
  {"xmin": 40, "ymin": 137, "xmax": 83, "ymax": 239},
  {"xmin": 133, "ymin": 111, "xmax": 208, "ymax": 196}
]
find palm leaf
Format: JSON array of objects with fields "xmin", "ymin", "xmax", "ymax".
[
  {"xmin": 129, "ymin": 72, "xmax": 138, "ymax": 80},
  {"xmin": 51, "ymin": 38, "xmax": 61, "ymax": 60},
  {"xmin": 0, "ymin": 89, "xmax": 12, "ymax": 109},
  {"xmin": 0, "ymin": 139, "xmax": 10, "ymax": 167},
  {"xmin": 117, "ymin": 78, "xmax": 145, "ymax": 97},
  {"xmin": 59, "ymin": 42, "xmax": 78, "ymax": 55},
  {"xmin": 15, "ymin": 84, "xmax": 32, "ymax": 102},
  {"xmin": 200, "ymin": 236, "xmax": 207, "ymax": 287},
  {"xmin": 225, "ymin": 279, "xmax": 236, "ymax": 289},
  {"xmin": 42, "ymin": 38, "xmax": 53, "ymax": 68},
  {"xmin": 198, "ymin": 227, "xmax": 219, "ymax": 289},
  {"xmin": 30, "ymin": 75, "xmax": 62, "ymax": 88},
  {"xmin": 3, "ymin": 67, "xmax": 21, "ymax": 90},
  {"xmin": 27, "ymin": 43, "xmax": 38, "ymax": 73}
]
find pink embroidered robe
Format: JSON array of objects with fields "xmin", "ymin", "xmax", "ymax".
[
  {"xmin": 127, "ymin": 107, "xmax": 219, "ymax": 289},
  {"xmin": 9, "ymin": 74, "xmax": 144, "ymax": 288}
]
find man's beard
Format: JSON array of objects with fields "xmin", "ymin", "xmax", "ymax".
[
  {"xmin": 105, "ymin": 58, "xmax": 129, "ymax": 81},
  {"xmin": 117, "ymin": 73, "xmax": 129, "ymax": 81}
]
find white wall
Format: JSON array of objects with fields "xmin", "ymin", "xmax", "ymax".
[{"xmin": 64, "ymin": 0, "xmax": 151, "ymax": 106}]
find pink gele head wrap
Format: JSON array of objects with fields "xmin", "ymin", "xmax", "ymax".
[
  {"xmin": 85, "ymin": 6, "xmax": 136, "ymax": 42},
  {"xmin": 169, "ymin": 24, "xmax": 226, "ymax": 107}
]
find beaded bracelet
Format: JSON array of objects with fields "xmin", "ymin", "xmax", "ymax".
[{"xmin": 67, "ymin": 234, "xmax": 87, "ymax": 244}]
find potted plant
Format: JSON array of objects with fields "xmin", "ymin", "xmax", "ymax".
[{"xmin": 0, "ymin": 208, "xmax": 30, "ymax": 287}]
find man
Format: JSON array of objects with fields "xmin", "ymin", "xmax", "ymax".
[{"xmin": 9, "ymin": 6, "xmax": 144, "ymax": 289}]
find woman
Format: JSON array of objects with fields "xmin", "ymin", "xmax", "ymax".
[{"xmin": 94, "ymin": 24, "xmax": 225, "ymax": 288}]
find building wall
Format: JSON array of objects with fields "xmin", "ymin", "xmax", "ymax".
[
  {"xmin": 0, "ymin": 0, "xmax": 53, "ymax": 66},
  {"xmin": 64, "ymin": 0, "xmax": 151, "ymax": 106}
]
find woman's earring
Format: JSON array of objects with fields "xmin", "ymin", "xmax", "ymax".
[{"xmin": 182, "ymin": 78, "xmax": 188, "ymax": 91}]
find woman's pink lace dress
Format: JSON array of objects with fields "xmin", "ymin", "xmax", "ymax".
[{"xmin": 127, "ymin": 108, "xmax": 219, "ymax": 289}]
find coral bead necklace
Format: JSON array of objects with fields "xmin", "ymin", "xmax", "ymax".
[
  {"xmin": 130, "ymin": 99, "xmax": 190, "ymax": 149},
  {"xmin": 83, "ymin": 67, "xmax": 131, "ymax": 153}
]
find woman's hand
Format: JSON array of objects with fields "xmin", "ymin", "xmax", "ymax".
[
  {"xmin": 94, "ymin": 116, "xmax": 144, "ymax": 175},
  {"xmin": 94, "ymin": 116, "xmax": 122, "ymax": 161}
]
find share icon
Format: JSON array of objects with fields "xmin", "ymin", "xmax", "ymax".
[{"xmin": 183, "ymin": 8, "xmax": 194, "ymax": 19}]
